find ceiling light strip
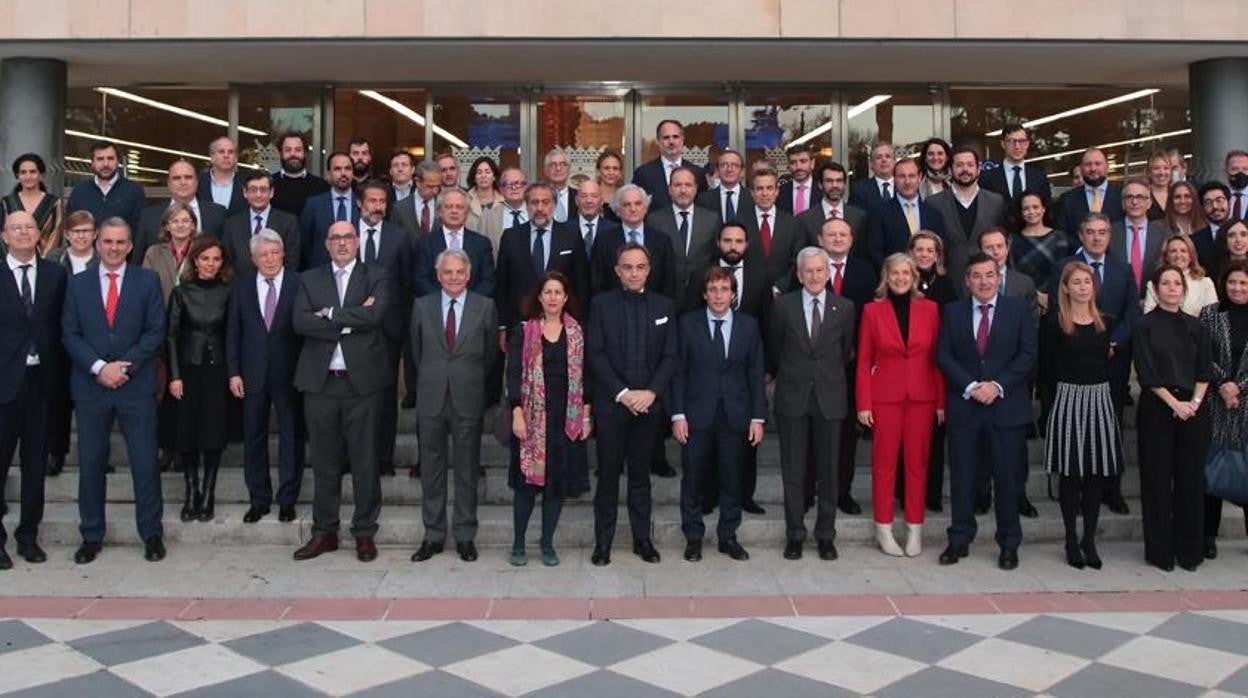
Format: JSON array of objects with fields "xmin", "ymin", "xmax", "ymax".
[
  {"xmin": 985, "ymin": 89, "xmax": 1161, "ymax": 137},
  {"xmin": 358, "ymin": 90, "xmax": 469, "ymax": 149},
  {"xmin": 95, "ymin": 87, "xmax": 268, "ymax": 137}
]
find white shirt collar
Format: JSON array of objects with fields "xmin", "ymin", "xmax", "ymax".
[
  {"xmin": 6, "ymin": 253, "xmax": 36, "ymax": 271},
  {"xmin": 100, "ymin": 262, "xmax": 127, "ymax": 279}
]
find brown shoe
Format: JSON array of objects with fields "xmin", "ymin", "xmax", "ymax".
[
  {"xmin": 293, "ymin": 534, "xmax": 339, "ymax": 561},
  {"xmin": 356, "ymin": 537, "xmax": 378, "ymax": 562}
]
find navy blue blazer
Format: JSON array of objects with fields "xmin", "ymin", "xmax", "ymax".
[
  {"xmin": 632, "ymin": 157, "xmax": 708, "ymax": 210},
  {"xmin": 1049, "ymin": 254, "xmax": 1139, "ymax": 348},
  {"xmin": 61, "ymin": 265, "xmax": 166, "ymax": 401},
  {"xmin": 849, "ymin": 178, "xmax": 890, "ymax": 212},
  {"xmin": 777, "ymin": 179, "xmax": 823, "ymax": 215},
  {"xmin": 0, "ymin": 258, "xmax": 68, "ymax": 402},
  {"xmin": 865, "ymin": 198, "xmax": 948, "ymax": 269},
  {"xmin": 979, "ymin": 162, "xmax": 1053, "ymax": 205},
  {"xmin": 671, "ymin": 309, "xmax": 766, "ymax": 432},
  {"xmin": 586, "ymin": 289, "xmax": 678, "ymax": 414},
  {"xmin": 935, "ymin": 295, "xmax": 1037, "ymax": 428},
  {"xmin": 226, "ymin": 270, "xmax": 302, "ymax": 394},
  {"xmin": 66, "ymin": 176, "xmax": 146, "ymax": 234},
  {"xmin": 413, "ymin": 227, "xmax": 497, "ymax": 299},
  {"xmin": 1056, "ymin": 184, "xmax": 1125, "ymax": 239},
  {"xmin": 298, "ymin": 190, "xmax": 360, "ymax": 270},
  {"xmin": 495, "ymin": 221, "xmax": 589, "ymax": 329},
  {"xmin": 1191, "ymin": 224, "xmax": 1217, "ymax": 272}
]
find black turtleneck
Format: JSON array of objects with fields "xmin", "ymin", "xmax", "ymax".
[
  {"xmin": 621, "ymin": 289, "xmax": 649, "ymax": 387},
  {"xmin": 889, "ymin": 292, "xmax": 911, "ymax": 345},
  {"xmin": 1227, "ymin": 300, "xmax": 1248, "ymax": 363}
]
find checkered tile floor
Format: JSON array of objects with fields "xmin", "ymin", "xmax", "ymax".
[{"xmin": 4, "ymin": 611, "xmax": 1248, "ymax": 696}]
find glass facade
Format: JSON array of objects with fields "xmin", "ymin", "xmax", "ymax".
[{"xmin": 536, "ymin": 94, "xmax": 627, "ymax": 187}]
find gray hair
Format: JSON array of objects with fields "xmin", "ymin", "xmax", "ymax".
[
  {"xmin": 97, "ymin": 216, "xmax": 131, "ymax": 240},
  {"xmin": 208, "ymin": 135, "xmax": 236, "ymax": 155},
  {"xmin": 796, "ymin": 245, "xmax": 830, "ymax": 270},
  {"xmin": 415, "ymin": 159, "xmax": 440, "ymax": 181},
  {"xmin": 434, "ymin": 247, "xmax": 472, "ymax": 275},
  {"xmin": 248, "ymin": 228, "xmax": 285, "ymax": 257},
  {"xmin": 437, "ymin": 188, "xmax": 468, "ymax": 209},
  {"xmin": 1080, "ymin": 212, "xmax": 1112, "ymax": 231},
  {"xmin": 613, "ymin": 183, "xmax": 651, "ymax": 211},
  {"xmin": 543, "ymin": 148, "xmax": 569, "ymax": 167}
]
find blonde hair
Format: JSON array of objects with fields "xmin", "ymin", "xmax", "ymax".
[
  {"xmin": 1057, "ymin": 261, "xmax": 1107, "ymax": 335},
  {"xmin": 907, "ymin": 230, "xmax": 946, "ymax": 275},
  {"xmin": 1160, "ymin": 233, "xmax": 1206, "ymax": 279},
  {"xmin": 873, "ymin": 253, "xmax": 925, "ymax": 300}
]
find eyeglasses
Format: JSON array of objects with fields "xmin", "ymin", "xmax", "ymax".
[
  {"xmin": 326, "ymin": 234, "xmax": 357, "ymax": 242},
  {"xmin": 4, "ymin": 223, "xmax": 37, "ymax": 232},
  {"xmin": 1123, "ymin": 194, "xmax": 1150, "ymax": 202},
  {"xmin": 501, "ymin": 181, "xmax": 527, "ymax": 188},
  {"xmin": 718, "ymin": 162, "xmax": 742, "ymax": 170},
  {"xmin": 1204, "ymin": 196, "xmax": 1229, "ymax": 205},
  {"xmin": 1003, "ymin": 138, "xmax": 1030, "ymax": 146}
]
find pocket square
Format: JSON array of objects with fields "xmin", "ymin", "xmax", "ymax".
[
  {"xmin": 655, "ymin": 316, "xmax": 669, "ymax": 325},
  {"xmin": 558, "ymin": 249, "xmax": 572, "ymax": 256}
]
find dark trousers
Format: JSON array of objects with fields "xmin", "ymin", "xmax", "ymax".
[
  {"xmin": 304, "ymin": 376, "xmax": 382, "ymax": 538},
  {"xmin": 241, "ymin": 382, "xmax": 305, "ymax": 509},
  {"xmin": 76, "ymin": 393, "xmax": 163, "ymax": 543},
  {"xmin": 680, "ymin": 404, "xmax": 745, "ymax": 543},
  {"xmin": 46, "ymin": 378, "xmax": 71, "ymax": 458},
  {"xmin": 594, "ymin": 405, "xmax": 661, "ymax": 547},
  {"xmin": 947, "ymin": 417, "xmax": 1023, "ymax": 549},
  {"xmin": 924, "ymin": 419, "xmax": 948, "ymax": 505},
  {"xmin": 1205, "ymin": 495, "xmax": 1247, "ymax": 539},
  {"xmin": 777, "ymin": 396, "xmax": 841, "ymax": 542},
  {"xmin": 1137, "ymin": 391, "xmax": 1206, "ymax": 568},
  {"xmin": 378, "ymin": 344, "xmax": 400, "ymax": 468},
  {"xmin": 513, "ymin": 487, "xmax": 563, "ymax": 551},
  {"xmin": 418, "ymin": 401, "xmax": 483, "ymax": 545},
  {"xmin": 838, "ymin": 364, "xmax": 860, "ymax": 499},
  {"xmin": 0, "ymin": 367, "xmax": 48, "ymax": 546},
  {"xmin": 1104, "ymin": 354, "xmax": 1131, "ymax": 501}
]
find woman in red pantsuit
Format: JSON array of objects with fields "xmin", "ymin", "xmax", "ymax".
[{"xmin": 857, "ymin": 253, "xmax": 946, "ymax": 557}]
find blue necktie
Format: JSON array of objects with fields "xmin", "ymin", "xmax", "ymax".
[
  {"xmin": 532, "ymin": 228, "xmax": 546, "ymax": 277},
  {"xmin": 335, "ymin": 196, "xmax": 347, "ymax": 222},
  {"xmin": 724, "ymin": 190, "xmax": 736, "ymax": 221}
]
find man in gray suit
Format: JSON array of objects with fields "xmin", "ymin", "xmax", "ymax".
[
  {"xmin": 409, "ymin": 248, "xmax": 500, "ymax": 564},
  {"xmin": 645, "ymin": 166, "xmax": 719, "ymax": 309},
  {"xmin": 927, "ymin": 147, "xmax": 1008, "ymax": 284},
  {"xmin": 291, "ymin": 221, "xmax": 392, "ymax": 563},
  {"xmin": 768, "ymin": 247, "xmax": 856, "ymax": 562},
  {"xmin": 1111, "ymin": 178, "xmax": 1167, "ymax": 297},
  {"xmin": 797, "ymin": 161, "xmax": 867, "ymax": 246},
  {"xmin": 392, "ymin": 159, "xmax": 442, "ymax": 243}
]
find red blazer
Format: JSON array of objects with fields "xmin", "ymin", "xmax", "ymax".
[{"xmin": 855, "ymin": 296, "xmax": 945, "ymax": 409}]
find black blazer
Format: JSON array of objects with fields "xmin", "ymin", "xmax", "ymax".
[
  {"xmin": 865, "ymin": 198, "xmax": 948, "ymax": 270},
  {"xmin": 1191, "ymin": 224, "xmax": 1218, "ymax": 272},
  {"xmin": 586, "ymin": 289, "xmax": 678, "ymax": 413},
  {"xmin": 1050, "ymin": 254, "xmax": 1139, "ymax": 348},
  {"xmin": 935, "ymin": 295, "xmax": 1037, "ymax": 428},
  {"xmin": 632, "ymin": 157, "xmax": 708, "ymax": 210},
  {"xmin": 739, "ymin": 208, "xmax": 811, "ymax": 294},
  {"xmin": 226, "ymin": 270, "xmax": 302, "ymax": 394},
  {"xmin": 298, "ymin": 190, "xmax": 360, "ymax": 270},
  {"xmin": 132, "ymin": 198, "xmax": 228, "ymax": 265},
  {"xmin": 0, "ymin": 258, "xmax": 67, "ymax": 401},
  {"xmin": 832, "ymin": 255, "xmax": 878, "ymax": 322},
  {"xmin": 979, "ymin": 163, "xmax": 1053, "ymax": 204},
  {"xmin": 1057, "ymin": 184, "xmax": 1125, "ymax": 238},
  {"xmin": 696, "ymin": 186, "xmax": 754, "ymax": 224},
  {"xmin": 413, "ymin": 227, "xmax": 497, "ymax": 299},
  {"xmin": 589, "ymin": 224, "xmax": 678, "ymax": 300},
  {"xmin": 222, "ymin": 208, "xmax": 301, "ymax": 278},
  {"xmin": 358, "ymin": 221, "xmax": 412, "ymax": 344},
  {"xmin": 644, "ymin": 204, "xmax": 720, "ymax": 308},
  {"xmin": 849, "ymin": 177, "xmax": 892, "ymax": 212},
  {"xmin": 777, "ymin": 179, "xmax": 823, "ymax": 215},
  {"xmin": 672, "ymin": 309, "xmax": 766, "ymax": 431},
  {"xmin": 796, "ymin": 203, "xmax": 868, "ymax": 248},
  {"xmin": 495, "ymin": 221, "xmax": 590, "ymax": 329},
  {"xmin": 291, "ymin": 262, "xmax": 392, "ymax": 396},
  {"xmin": 197, "ymin": 170, "xmax": 249, "ymax": 217}
]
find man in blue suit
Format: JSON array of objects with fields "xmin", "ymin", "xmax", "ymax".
[
  {"xmin": 865, "ymin": 158, "xmax": 947, "ymax": 270},
  {"xmin": 299, "ymin": 152, "xmax": 359, "ymax": 270},
  {"xmin": 672, "ymin": 267, "xmax": 766, "ymax": 563},
  {"xmin": 848, "ymin": 142, "xmax": 896, "ymax": 212},
  {"xmin": 61, "ymin": 217, "xmax": 167, "ymax": 564},
  {"xmin": 631, "ymin": 119, "xmax": 708, "ymax": 211},
  {"xmin": 0, "ymin": 211, "xmax": 68, "ymax": 568},
  {"xmin": 227, "ymin": 229, "xmax": 305, "ymax": 524},
  {"xmin": 936, "ymin": 252, "xmax": 1036, "ymax": 571},
  {"xmin": 413, "ymin": 189, "xmax": 496, "ymax": 298},
  {"xmin": 1056, "ymin": 148, "xmax": 1125, "ymax": 237}
]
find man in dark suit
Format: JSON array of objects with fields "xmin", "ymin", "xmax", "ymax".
[
  {"xmin": 632, "ymin": 119, "xmax": 708, "ymax": 210},
  {"xmin": 290, "ymin": 221, "xmax": 392, "ymax": 563},
  {"xmin": 1111, "ymin": 178, "xmax": 1168, "ymax": 295},
  {"xmin": 769, "ymin": 247, "xmax": 856, "ymax": 561},
  {"xmin": 696, "ymin": 149, "xmax": 753, "ymax": 223},
  {"xmin": 222, "ymin": 170, "xmax": 301, "ymax": 278},
  {"xmin": 1057, "ymin": 148, "xmax": 1125, "ymax": 236},
  {"xmin": 936, "ymin": 252, "xmax": 1036, "ymax": 570},
  {"xmin": 299, "ymin": 152, "xmax": 359, "ymax": 270},
  {"xmin": 409, "ymin": 249, "xmax": 499, "ymax": 564},
  {"xmin": 544, "ymin": 149, "xmax": 578, "ymax": 224},
  {"xmin": 866, "ymin": 158, "xmax": 948, "ymax": 271},
  {"xmin": 587, "ymin": 243, "xmax": 678, "ymax": 565},
  {"xmin": 798, "ymin": 161, "xmax": 867, "ymax": 247},
  {"xmin": 414, "ymin": 190, "xmax": 497, "ymax": 298},
  {"xmin": 848, "ymin": 142, "xmax": 896, "ymax": 212},
  {"xmin": 645, "ymin": 166, "xmax": 719, "ymax": 309},
  {"xmin": 392, "ymin": 160, "xmax": 442, "ymax": 243},
  {"xmin": 66, "ymin": 141, "xmax": 145, "ymax": 234},
  {"xmin": 1193, "ymin": 182, "xmax": 1233, "ymax": 269},
  {"xmin": 271, "ymin": 131, "xmax": 330, "ymax": 218},
  {"xmin": 777, "ymin": 143, "xmax": 822, "ymax": 215},
  {"xmin": 978, "ymin": 124, "xmax": 1053, "ymax": 205},
  {"xmin": 385, "ymin": 150, "xmax": 416, "ymax": 227},
  {"xmin": 132, "ymin": 159, "xmax": 227, "ymax": 264},
  {"xmin": 574, "ymin": 180, "xmax": 621, "ymax": 259},
  {"xmin": 817, "ymin": 217, "xmax": 876, "ymax": 515},
  {"xmin": 227, "ymin": 229, "xmax": 304, "ymax": 524},
  {"xmin": 672, "ymin": 267, "xmax": 766, "ymax": 563},
  {"xmin": 1226, "ymin": 149, "xmax": 1248, "ymax": 221},
  {"xmin": 0, "ymin": 212, "xmax": 68, "ymax": 568},
  {"xmin": 591, "ymin": 184, "xmax": 678, "ymax": 299},
  {"xmin": 200, "ymin": 136, "xmax": 248, "ymax": 216},
  {"xmin": 61, "ymin": 217, "xmax": 167, "ymax": 564},
  {"xmin": 926, "ymin": 147, "xmax": 1008, "ymax": 283},
  {"xmin": 496, "ymin": 183, "xmax": 590, "ymax": 334},
  {"xmin": 741, "ymin": 167, "xmax": 808, "ymax": 295}
]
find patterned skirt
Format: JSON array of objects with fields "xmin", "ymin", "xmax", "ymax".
[{"xmin": 1044, "ymin": 381, "xmax": 1124, "ymax": 477}]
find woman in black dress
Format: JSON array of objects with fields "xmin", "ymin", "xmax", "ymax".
[
  {"xmin": 2, "ymin": 153, "xmax": 63, "ymax": 257},
  {"xmin": 1040, "ymin": 262, "xmax": 1123, "ymax": 569},
  {"xmin": 507, "ymin": 271, "xmax": 591, "ymax": 566},
  {"xmin": 908, "ymin": 231, "xmax": 956, "ymax": 511},
  {"xmin": 167, "ymin": 236, "xmax": 234, "ymax": 522},
  {"xmin": 1135, "ymin": 264, "xmax": 1212, "ymax": 571}
]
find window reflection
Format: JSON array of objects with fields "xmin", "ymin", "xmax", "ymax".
[
  {"xmin": 432, "ymin": 95, "xmax": 521, "ymax": 187},
  {"xmin": 536, "ymin": 95, "xmax": 626, "ymax": 186}
]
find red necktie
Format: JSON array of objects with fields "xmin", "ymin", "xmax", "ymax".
[
  {"xmin": 975, "ymin": 303, "xmax": 991, "ymax": 356},
  {"xmin": 760, "ymin": 213, "xmax": 772, "ymax": 257},
  {"xmin": 832, "ymin": 262, "xmax": 844, "ymax": 296},
  {"xmin": 105, "ymin": 272, "xmax": 119, "ymax": 329},
  {"xmin": 1129, "ymin": 224, "xmax": 1144, "ymax": 290},
  {"xmin": 445, "ymin": 298, "xmax": 457, "ymax": 352},
  {"xmin": 420, "ymin": 200, "xmax": 431, "ymax": 234}
]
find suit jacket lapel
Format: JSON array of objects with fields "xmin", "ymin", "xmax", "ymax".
[
  {"xmin": 0, "ymin": 266, "xmax": 22, "ymax": 325},
  {"xmin": 725, "ymin": 312, "xmax": 745, "ymax": 364}
]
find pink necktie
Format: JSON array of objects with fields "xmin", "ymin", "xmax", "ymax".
[
  {"xmin": 795, "ymin": 184, "xmax": 808, "ymax": 215},
  {"xmin": 1130, "ymin": 225, "xmax": 1144, "ymax": 289}
]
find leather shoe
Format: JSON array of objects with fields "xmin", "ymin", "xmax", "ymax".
[
  {"xmin": 591, "ymin": 545, "xmax": 611, "ymax": 566},
  {"xmin": 837, "ymin": 494, "xmax": 862, "ymax": 515},
  {"xmin": 356, "ymin": 537, "xmax": 378, "ymax": 562},
  {"xmin": 684, "ymin": 541, "xmax": 703, "ymax": 562},
  {"xmin": 243, "ymin": 505, "xmax": 270, "ymax": 524},
  {"xmin": 74, "ymin": 542, "xmax": 102, "ymax": 564},
  {"xmin": 651, "ymin": 460, "xmax": 677, "ymax": 478},
  {"xmin": 633, "ymin": 539, "xmax": 661, "ymax": 563},
  {"xmin": 817, "ymin": 540, "xmax": 838, "ymax": 561},
  {"xmin": 408, "ymin": 462, "xmax": 422, "ymax": 479},
  {"xmin": 742, "ymin": 500, "xmax": 766, "ymax": 515},
  {"xmin": 411, "ymin": 540, "xmax": 443, "ymax": 562},
  {"xmin": 1018, "ymin": 495, "xmax": 1039, "ymax": 519},
  {"xmin": 1103, "ymin": 493, "xmax": 1130, "ymax": 515},
  {"xmin": 457, "ymin": 541, "xmax": 478, "ymax": 562},
  {"xmin": 45, "ymin": 453, "xmax": 64, "ymax": 477},
  {"xmin": 279, "ymin": 505, "xmax": 296, "ymax": 522},
  {"xmin": 380, "ymin": 462, "xmax": 396, "ymax": 477},
  {"xmin": 938, "ymin": 544, "xmax": 968, "ymax": 565},
  {"xmin": 293, "ymin": 534, "xmax": 339, "ymax": 561},
  {"xmin": 0, "ymin": 548, "xmax": 11, "ymax": 570},
  {"xmin": 1205, "ymin": 537, "xmax": 1219, "ymax": 560},
  {"xmin": 17, "ymin": 542, "xmax": 46, "ymax": 564},
  {"xmin": 998, "ymin": 547, "xmax": 1019, "ymax": 571},
  {"xmin": 783, "ymin": 539, "xmax": 803, "ymax": 560},
  {"xmin": 719, "ymin": 540, "xmax": 749, "ymax": 561},
  {"xmin": 144, "ymin": 536, "xmax": 166, "ymax": 562}
]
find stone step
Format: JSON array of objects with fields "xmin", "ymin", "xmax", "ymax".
[{"xmin": 21, "ymin": 497, "xmax": 1215, "ymax": 549}]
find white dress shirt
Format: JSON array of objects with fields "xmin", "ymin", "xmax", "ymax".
[
  {"xmin": 8, "ymin": 254, "xmax": 38, "ymax": 364},
  {"xmin": 1003, "ymin": 159, "xmax": 1027, "ymax": 197},
  {"xmin": 441, "ymin": 289, "xmax": 466, "ymax": 338},
  {"xmin": 672, "ymin": 205, "xmax": 694, "ymax": 254},
  {"xmin": 209, "ymin": 172, "xmax": 235, "ymax": 209},
  {"xmin": 719, "ymin": 185, "xmax": 743, "ymax": 219},
  {"xmin": 248, "ymin": 206, "xmax": 272, "ymax": 234},
  {"xmin": 328, "ymin": 259, "xmax": 356, "ymax": 371},
  {"xmin": 256, "ymin": 268, "xmax": 285, "ymax": 317},
  {"xmin": 801, "ymin": 287, "xmax": 826, "ymax": 337},
  {"xmin": 68, "ymin": 252, "xmax": 93, "ymax": 275}
]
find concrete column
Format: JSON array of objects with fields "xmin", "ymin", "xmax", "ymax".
[
  {"xmin": 1190, "ymin": 58, "xmax": 1248, "ymax": 183},
  {"xmin": 0, "ymin": 58, "xmax": 67, "ymax": 195}
]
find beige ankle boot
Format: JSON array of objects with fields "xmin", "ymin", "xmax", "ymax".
[
  {"xmin": 876, "ymin": 523, "xmax": 904, "ymax": 556},
  {"xmin": 905, "ymin": 523, "xmax": 923, "ymax": 557}
]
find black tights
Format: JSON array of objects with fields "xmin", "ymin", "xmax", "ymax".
[
  {"xmin": 513, "ymin": 487, "xmax": 563, "ymax": 552},
  {"xmin": 1058, "ymin": 474, "xmax": 1106, "ymax": 547}
]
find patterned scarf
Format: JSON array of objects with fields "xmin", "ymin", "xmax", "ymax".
[{"xmin": 518, "ymin": 313, "xmax": 586, "ymax": 486}]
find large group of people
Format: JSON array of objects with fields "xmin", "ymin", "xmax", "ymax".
[{"xmin": 0, "ymin": 120, "xmax": 1245, "ymax": 576}]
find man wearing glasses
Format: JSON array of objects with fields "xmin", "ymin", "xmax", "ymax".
[
  {"xmin": 222, "ymin": 170, "xmax": 301, "ymax": 278},
  {"xmin": 1193, "ymin": 181, "xmax": 1233, "ymax": 270},
  {"xmin": 979, "ymin": 124, "xmax": 1052, "ymax": 205},
  {"xmin": 1111, "ymin": 179, "xmax": 1166, "ymax": 297},
  {"xmin": 544, "ymin": 150, "xmax": 577, "ymax": 223}
]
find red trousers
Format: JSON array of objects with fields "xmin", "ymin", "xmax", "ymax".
[{"xmin": 871, "ymin": 400, "xmax": 937, "ymax": 524}]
